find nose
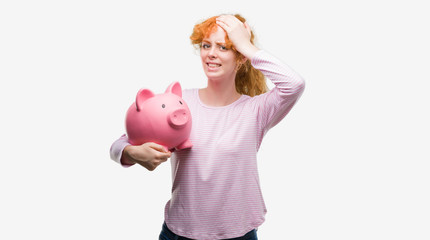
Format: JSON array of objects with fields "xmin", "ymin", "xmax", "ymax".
[
  {"xmin": 168, "ymin": 109, "xmax": 189, "ymax": 129},
  {"xmin": 208, "ymin": 47, "xmax": 217, "ymax": 59}
]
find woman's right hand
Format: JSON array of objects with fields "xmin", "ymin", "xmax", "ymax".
[
  {"xmin": 121, "ymin": 142, "xmax": 171, "ymax": 171},
  {"xmin": 216, "ymin": 14, "xmax": 259, "ymax": 60}
]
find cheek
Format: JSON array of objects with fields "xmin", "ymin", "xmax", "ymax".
[
  {"xmin": 224, "ymin": 56, "xmax": 238, "ymax": 70},
  {"xmin": 200, "ymin": 51, "xmax": 207, "ymax": 63},
  {"xmin": 226, "ymin": 52, "xmax": 237, "ymax": 63}
]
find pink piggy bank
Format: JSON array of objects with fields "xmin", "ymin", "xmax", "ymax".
[{"xmin": 125, "ymin": 82, "xmax": 192, "ymax": 150}]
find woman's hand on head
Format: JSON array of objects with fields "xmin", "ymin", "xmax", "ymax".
[
  {"xmin": 122, "ymin": 142, "xmax": 171, "ymax": 171},
  {"xmin": 216, "ymin": 15, "xmax": 259, "ymax": 59}
]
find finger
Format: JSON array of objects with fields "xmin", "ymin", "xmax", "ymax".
[
  {"xmin": 217, "ymin": 16, "xmax": 234, "ymax": 29},
  {"xmin": 216, "ymin": 15, "xmax": 229, "ymax": 22},
  {"xmin": 145, "ymin": 158, "xmax": 165, "ymax": 171},
  {"xmin": 148, "ymin": 142, "xmax": 169, "ymax": 153},
  {"xmin": 141, "ymin": 161, "xmax": 156, "ymax": 171},
  {"xmin": 218, "ymin": 14, "xmax": 237, "ymax": 22},
  {"xmin": 216, "ymin": 15, "xmax": 237, "ymax": 27},
  {"xmin": 158, "ymin": 157, "xmax": 169, "ymax": 163},
  {"xmin": 224, "ymin": 15, "xmax": 244, "ymax": 26},
  {"xmin": 216, "ymin": 20, "xmax": 229, "ymax": 32},
  {"xmin": 244, "ymin": 22, "xmax": 252, "ymax": 36},
  {"xmin": 155, "ymin": 152, "xmax": 171, "ymax": 161}
]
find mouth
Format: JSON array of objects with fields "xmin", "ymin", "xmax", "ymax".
[{"xmin": 207, "ymin": 62, "xmax": 221, "ymax": 69}]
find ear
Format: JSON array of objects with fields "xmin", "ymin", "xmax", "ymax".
[
  {"xmin": 240, "ymin": 55, "xmax": 248, "ymax": 64},
  {"xmin": 165, "ymin": 81, "xmax": 182, "ymax": 97},
  {"xmin": 135, "ymin": 89, "xmax": 155, "ymax": 112}
]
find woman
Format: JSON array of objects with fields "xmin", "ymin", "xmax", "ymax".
[{"xmin": 110, "ymin": 14, "xmax": 305, "ymax": 240}]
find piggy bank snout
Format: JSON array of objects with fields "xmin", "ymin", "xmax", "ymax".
[{"xmin": 168, "ymin": 109, "xmax": 190, "ymax": 129}]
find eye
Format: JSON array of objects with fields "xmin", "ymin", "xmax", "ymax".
[
  {"xmin": 162, "ymin": 104, "xmax": 165, "ymax": 108},
  {"xmin": 179, "ymin": 101, "xmax": 183, "ymax": 105},
  {"xmin": 202, "ymin": 43, "xmax": 210, "ymax": 49},
  {"xmin": 219, "ymin": 45, "xmax": 227, "ymax": 50}
]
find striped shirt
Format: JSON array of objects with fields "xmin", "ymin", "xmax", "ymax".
[{"xmin": 110, "ymin": 50, "xmax": 305, "ymax": 239}]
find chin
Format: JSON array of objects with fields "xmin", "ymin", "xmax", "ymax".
[{"xmin": 205, "ymin": 71, "xmax": 223, "ymax": 80}]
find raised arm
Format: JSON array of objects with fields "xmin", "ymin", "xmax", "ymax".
[{"xmin": 216, "ymin": 15, "xmax": 305, "ymax": 131}]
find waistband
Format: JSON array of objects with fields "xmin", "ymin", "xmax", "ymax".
[{"xmin": 161, "ymin": 222, "xmax": 257, "ymax": 240}]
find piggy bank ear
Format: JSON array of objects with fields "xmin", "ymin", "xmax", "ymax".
[
  {"xmin": 165, "ymin": 81, "xmax": 182, "ymax": 97},
  {"xmin": 135, "ymin": 89, "xmax": 154, "ymax": 112}
]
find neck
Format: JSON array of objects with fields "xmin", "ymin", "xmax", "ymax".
[{"xmin": 199, "ymin": 77, "xmax": 241, "ymax": 107}]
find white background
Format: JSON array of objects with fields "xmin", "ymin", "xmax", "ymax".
[{"xmin": 1, "ymin": 0, "xmax": 429, "ymax": 239}]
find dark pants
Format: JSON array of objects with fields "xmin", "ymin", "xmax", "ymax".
[{"xmin": 159, "ymin": 222, "xmax": 258, "ymax": 240}]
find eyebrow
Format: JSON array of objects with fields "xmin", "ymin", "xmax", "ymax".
[{"xmin": 202, "ymin": 40, "xmax": 226, "ymax": 46}]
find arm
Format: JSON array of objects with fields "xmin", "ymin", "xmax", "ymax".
[
  {"xmin": 251, "ymin": 50, "xmax": 305, "ymax": 130},
  {"xmin": 216, "ymin": 15, "xmax": 305, "ymax": 130},
  {"xmin": 110, "ymin": 134, "xmax": 133, "ymax": 167},
  {"xmin": 109, "ymin": 134, "xmax": 172, "ymax": 171}
]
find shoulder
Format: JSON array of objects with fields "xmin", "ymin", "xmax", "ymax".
[
  {"xmin": 233, "ymin": 94, "xmax": 259, "ymax": 110},
  {"xmin": 240, "ymin": 90, "xmax": 274, "ymax": 105}
]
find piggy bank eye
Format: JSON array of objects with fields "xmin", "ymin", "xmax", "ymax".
[
  {"xmin": 162, "ymin": 104, "xmax": 166, "ymax": 108},
  {"xmin": 179, "ymin": 101, "xmax": 183, "ymax": 105}
]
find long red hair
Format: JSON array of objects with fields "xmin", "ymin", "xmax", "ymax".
[{"xmin": 190, "ymin": 14, "xmax": 267, "ymax": 97}]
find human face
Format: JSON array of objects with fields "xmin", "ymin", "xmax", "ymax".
[{"xmin": 200, "ymin": 26, "xmax": 237, "ymax": 82}]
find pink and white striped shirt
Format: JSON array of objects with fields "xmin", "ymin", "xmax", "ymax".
[{"xmin": 110, "ymin": 50, "xmax": 305, "ymax": 239}]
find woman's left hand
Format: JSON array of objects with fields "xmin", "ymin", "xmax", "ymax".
[{"xmin": 216, "ymin": 15, "xmax": 259, "ymax": 59}]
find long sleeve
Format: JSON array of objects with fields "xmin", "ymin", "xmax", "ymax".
[
  {"xmin": 163, "ymin": 51, "xmax": 305, "ymax": 238},
  {"xmin": 109, "ymin": 134, "xmax": 133, "ymax": 167},
  {"xmin": 251, "ymin": 50, "xmax": 305, "ymax": 136}
]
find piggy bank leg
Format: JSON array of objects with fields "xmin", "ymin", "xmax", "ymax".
[{"xmin": 176, "ymin": 139, "xmax": 192, "ymax": 150}]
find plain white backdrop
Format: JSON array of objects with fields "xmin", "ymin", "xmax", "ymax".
[{"xmin": 1, "ymin": 0, "xmax": 429, "ymax": 239}]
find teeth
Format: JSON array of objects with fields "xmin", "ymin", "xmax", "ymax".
[{"xmin": 208, "ymin": 63, "xmax": 221, "ymax": 67}]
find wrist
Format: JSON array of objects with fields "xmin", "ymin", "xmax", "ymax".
[
  {"xmin": 236, "ymin": 43, "xmax": 259, "ymax": 60},
  {"xmin": 121, "ymin": 145, "xmax": 136, "ymax": 166}
]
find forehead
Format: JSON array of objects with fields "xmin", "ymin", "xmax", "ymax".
[{"xmin": 203, "ymin": 26, "xmax": 226, "ymax": 42}]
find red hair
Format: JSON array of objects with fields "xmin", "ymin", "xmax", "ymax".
[{"xmin": 190, "ymin": 14, "xmax": 267, "ymax": 97}]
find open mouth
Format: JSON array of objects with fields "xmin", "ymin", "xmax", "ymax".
[{"xmin": 207, "ymin": 63, "xmax": 221, "ymax": 68}]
